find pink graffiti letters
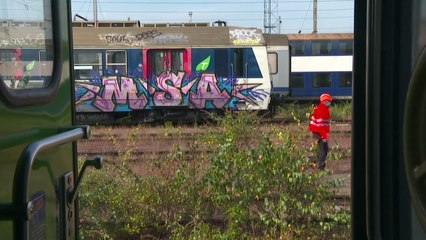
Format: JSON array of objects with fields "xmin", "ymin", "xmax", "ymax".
[
  {"xmin": 154, "ymin": 72, "xmax": 191, "ymax": 106},
  {"xmin": 75, "ymin": 71, "xmax": 266, "ymax": 112},
  {"xmin": 91, "ymin": 77, "xmax": 148, "ymax": 111},
  {"xmin": 190, "ymin": 74, "xmax": 230, "ymax": 108}
]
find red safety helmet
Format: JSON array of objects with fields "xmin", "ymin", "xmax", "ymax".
[{"xmin": 320, "ymin": 93, "xmax": 332, "ymax": 102}]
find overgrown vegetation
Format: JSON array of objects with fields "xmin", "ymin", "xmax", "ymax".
[
  {"xmin": 79, "ymin": 111, "xmax": 351, "ymax": 239},
  {"xmin": 277, "ymin": 101, "xmax": 352, "ymax": 122}
]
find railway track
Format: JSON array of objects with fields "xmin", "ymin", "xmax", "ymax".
[
  {"xmin": 77, "ymin": 122, "xmax": 351, "ymax": 156},
  {"xmin": 77, "ymin": 123, "xmax": 352, "ymax": 209}
]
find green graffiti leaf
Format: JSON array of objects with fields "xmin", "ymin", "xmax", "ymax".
[
  {"xmin": 196, "ymin": 56, "xmax": 211, "ymax": 71},
  {"xmin": 26, "ymin": 60, "xmax": 35, "ymax": 71}
]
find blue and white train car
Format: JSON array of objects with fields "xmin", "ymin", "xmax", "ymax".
[{"xmin": 287, "ymin": 33, "xmax": 353, "ymax": 100}]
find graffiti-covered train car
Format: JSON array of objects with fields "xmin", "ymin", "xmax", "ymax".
[{"xmin": 72, "ymin": 21, "xmax": 290, "ymax": 121}]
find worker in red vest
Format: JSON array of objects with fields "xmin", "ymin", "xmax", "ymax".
[{"xmin": 309, "ymin": 93, "xmax": 332, "ymax": 170}]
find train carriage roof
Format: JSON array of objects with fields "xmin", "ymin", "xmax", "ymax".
[
  {"xmin": 0, "ymin": 22, "xmax": 53, "ymax": 49},
  {"xmin": 72, "ymin": 24, "xmax": 267, "ymax": 48},
  {"xmin": 263, "ymin": 33, "xmax": 289, "ymax": 46},
  {"xmin": 287, "ymin": 33, "xmax": 353, "ymax": 40}
]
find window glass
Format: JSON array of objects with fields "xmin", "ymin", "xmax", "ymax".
[
  {"xmin": 171, "ymin": 50, "xmax": 184, "ymax": 73},
  {"xmin": 38, "ymin": 50, "xmax": 54, "ymax": 87},
  {"xmin": 339, "ymin": 40, "xmax": 353, "ymax": 55},
  {"xmin": 312, "ymin": 40, "xmax": 332, "ymax": 55},
  {"xmin": 233, "ymin": 49, "xmax": 244, "ymax": 77},
  {"xmin": 338, "ymin": 72, "xmax": 352, "ymax": 87},
  {"xmin": 150, "ymin": 50, "xmax": 165, "ymax": 76},
  {"xmin": 290, "ymin": 41, "xmax": 305, "ymax": 56},
  {"xmin": 214, "ymin": 49, "xmax": 228, "ymax": 78},
  {"xmin": 312, "ymin": 73, "xmax": 332, "ymax": 87},
  {"xmin": 148, "ymin": 49, "xmax": 185, "ymax": 77},
  {"xmin": 74, "ymin": 50, "xmax": 103, "ymax": 80},
  {"xmin": 267, "ymin": 52, "xmax": 278, "ymax": 74},
  {"xmin": 290, "ymin": 73, "xmax": 304, "ymax": 88},
  {"xmin": 0, "ymin": 1, "xmax": 54, "ymax": 89},
  {"xmin": 106, "ymin": 50, "xmax": 127, "ymax": 75}
]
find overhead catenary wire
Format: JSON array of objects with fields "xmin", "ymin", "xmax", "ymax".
[
  {"xmin": 70, "ymin": 9, "xmax": 354, "ymax": 14},
  {"xmin": 298, "ymin": 0, "xmax": 312, "ymax": 33},
  {"xmin": 72, "ymin": 0, "xmax": 353, "ymax": 3},
  {"xmin": 71, "ymin": 0, "xmax": 354, "ymax": 33}
]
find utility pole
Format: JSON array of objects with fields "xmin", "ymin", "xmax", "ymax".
[
  {"xmin": 263, "ymin": 0, "xmax": 279, "ymax": 34},
  {"xmin": 188, "ymin": 11, "xmax": 193, "ymax": 23},
  {"xmin": 313, "ymin": 0, "xmax": 318, "ymax": 33},
  {"xmin": 93, "ymin": 0, "xmax": 98, "ymax": 23}
]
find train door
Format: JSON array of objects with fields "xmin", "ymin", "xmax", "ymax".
[
  {"xmin": 232, "ymin": 48, "xmax": 247, "ymax": 84},
  {"xmin": 0, "ymin": 1, "xmax": 100, "ymax": 239},
  {"xmin": 352, "ymin": 0, "xmax": 426, "ymax": 238},
  {"xmin": 145, "ymin": 48, "xmax": 191, "ymax": 108},
  {"xmin": 264, "ymin": 34, "xmax": 291, "ymax": 104}
]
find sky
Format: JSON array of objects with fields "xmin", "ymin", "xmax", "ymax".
[
  {"xmin": 71, "ymin": 0, "xmax": 354, "ymax": 34},
  {"xmin": 1, "ymin": 0, "xmax": 354, "ymax": 34}
]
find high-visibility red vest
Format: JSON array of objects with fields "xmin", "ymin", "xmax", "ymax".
[{"xmin": 309, "ymin": 102, "xmax": 330, "ymax": 140}]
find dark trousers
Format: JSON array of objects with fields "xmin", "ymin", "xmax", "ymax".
[{"xmin": 317, "ymin": 139, "xmax": 329, "ymax": 169}]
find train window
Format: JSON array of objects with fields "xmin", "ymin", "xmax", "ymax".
[
  {"xmin": 39, "ymin": 50, "xmax": 54, "ymax": 86},
  {"xmin": 214, "ymin": 49, "xmax": 229, "ymax": 78},
  {"xmin": 290, "ymin": 73, "xmax": 304, "ymax": 88},
  {"xmin": 150, "ymin": 50, "xmax": 165, "ymax": 76},
  {"xmin": 339, "ymin": 40, "xmax": 353, "ymax": 55},
  {"xmin": 312, "ymin": 40, "xmax": 332, "ymax": 55},
  {"xmin": 338, "ymin": 72, "xmax": 352, "ymax": 87},
  {"xmin": 74, "ymin": 50, "xmax": 103, "ymax": 80},
  {"xmin": 106, "ymin": 50, "xmax": 127, "ymax": 75},
  {"xmin": 290, "ymin": 41, "xmax": 305, "ymax": 56},
  {"xmin": 0, "ymin": 8, "xmax": 54, "ymax": 90},
  {"xmin": 233, "ymin": 49, "xmax": 244, "ymax": 77},
  {"xmin": 312, "ymin": 72, "xmax": 332, "ymax": 87},
  {"xmin": 171, "ymin": 51, "xmax": 184, "ymax": 73},
  {"xmin": 267, "ymin": 52, "xmax": 278, "ymax": 74},
  {"xmin": 148, "ymin": 49, "xmax": 186, "ymax": 77}
]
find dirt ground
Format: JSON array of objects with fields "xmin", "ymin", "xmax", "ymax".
[
  {"xmin": 77, "ymin": 121, "xmax": 352, "ymax": 196},
  {"xmin": 326, "ymin": 123, "xmax": 352, "ymax": 196}
]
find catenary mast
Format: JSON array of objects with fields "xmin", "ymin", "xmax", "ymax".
[{"xmin": 263, "ymin": 0, "xmax": 279, "ymax": 33}]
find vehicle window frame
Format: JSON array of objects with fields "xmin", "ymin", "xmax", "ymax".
[
  {"xmin": 312, "ymin": 72, "xmax": 332, "ymax": 88},
  {"xmin": 290, "ymin": 73, "xmax": 305, "ymax": 88},
  {"xmin": 338, "ymin": 40, "xmax": 353, "ymax": 55},
  {"xmin": 74, "ymin": 49, "xmax": 103, "ymax": 80},
  {"xmin": 0, "ymin": 1, "xmax": 62, "ymax": 107},
  {"xmin": 312, "ymin": 40, "xmax": 332, "ymax": 55},
  {"xmin": 147, "ymin": 49, "xmax": 187, "ymax": 77},
  {"xmin": 338, "ymin": 71, "xmax": 352, "ymax": 87},
  {"xmin": 267, "ymin": 52, "xmax": 278, "ymax": 75},
  {"xmin": 290, "ymin": 41, "xmax": 305, "ymax": 56},
  {"xmin": 106, "ymin": 50, "xmax": 127, "ymax": 76}
]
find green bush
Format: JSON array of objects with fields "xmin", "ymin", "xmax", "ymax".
[
  {"xmin": 278, "ymin": 101, "xmax": 352, "ymax": 122},
  {"xmin": 79, "ymin": 111, "xmax": 350, "ymax": 239}
]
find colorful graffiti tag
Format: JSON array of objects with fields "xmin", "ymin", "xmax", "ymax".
[
  {"xmin": 75, "ymin": 61, "xmax": 268, "ymax": 112},
  {"xmin": 229, "ymin": 29, "xmax": 263, "ymax": 46}
]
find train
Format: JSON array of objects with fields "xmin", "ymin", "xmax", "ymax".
[
  {"xmin": 71, "ymin": 22, "xmax": 354, "ymax": 121},
  {"xmin": 0, "ymin": 20, "xmax": 354, "ymax": 122},
  {"xmin": 287, "ymin": 33, "xmax": 353, "ymax": 100},
  {"xmin": 2, "ymin": 0, "xmax": 426, "ymax": 239},
  {"xmin": 71, "ymin": 21, "xmax": 290, "ymax": 121}
]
